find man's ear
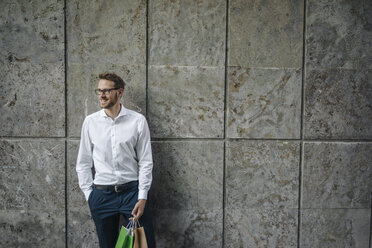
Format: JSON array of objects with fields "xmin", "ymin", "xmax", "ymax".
[{"xmin": 118, "ymin": 88, "xmax": 124, "ymax": 97}]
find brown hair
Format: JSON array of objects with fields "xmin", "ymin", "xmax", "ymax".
[{"xmin": 98, "ymin": 72, "xmax": 126, "ymax": 90}]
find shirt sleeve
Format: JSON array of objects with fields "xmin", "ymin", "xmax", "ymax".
[
  {"xmin": 136, "ymin": 116, "xmax": 153, "ymax": 200},
  {"xmin": 76, "ymin": 117, "xmax": 94, "ymax": 201}
]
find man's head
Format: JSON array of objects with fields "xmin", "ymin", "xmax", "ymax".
[{"xmin": 96, "ymin": 73, "xmax": 125, "ymax": 109}]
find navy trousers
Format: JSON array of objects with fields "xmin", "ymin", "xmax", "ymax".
[{"xmin": 88, "ymin": 181, "xmax": 156, "ymax": 248}]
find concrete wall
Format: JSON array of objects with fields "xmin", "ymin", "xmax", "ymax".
[{"xmin": 0, "ymin": 0, "xmax": 371, "ymax": 247}]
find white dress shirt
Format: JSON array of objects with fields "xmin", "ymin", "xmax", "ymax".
[{"xmin": 76, "ymin": 104, "xmax": 153, "ymax": 201}]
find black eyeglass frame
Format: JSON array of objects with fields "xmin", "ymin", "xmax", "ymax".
[{"xmin": 94, "ymin": 87, "xmax": 121, "ymax": 95}]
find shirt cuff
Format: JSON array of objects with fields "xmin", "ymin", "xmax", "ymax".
[
  {"xmin": 84, "ymin": 189, "xmax": 93, "ymax": 201},
  {"xmin": 138, "ymin": 189, "xmax": 148, "ymax": 200}
]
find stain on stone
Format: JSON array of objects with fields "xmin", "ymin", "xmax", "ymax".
[
  {"xmin": 281, "ymin": 73, "xmax": 291, "ymax": 83},
  {"xmin": 171, "ymin": 67, "xmax": 180, "ymax": 75},
  {"xmin": 7, "ymin": 93, "xmax": 17, "ymax": 107},
  {"xmin": 13, "ymin": 56, "xmax": 29, "ymax": 62},
  {"xmin": 40, "ymin": 32, "xmax": 49, "ymax": 41}
]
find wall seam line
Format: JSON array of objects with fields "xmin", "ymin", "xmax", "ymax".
[
  {"xmin": 222, "ymin": 0, "xmax": 229, "ymax": 247},
  {"xmin": 369, "ymin": 196, "xmax": 372, "ymax": 248},
  {"xmin": 2, "ymin": 136, "xmax": 372, "ymax": 142},
  {"xmin": 298, "ymin": 0, "xmax": 307, "ymax": 247},
  {"xmin": 145, "ymin": 0, "xmax": 149, "ymax": 120},
  {"xmin": 64, "ymin": 0, "xmax": 68, "ymax": 246}
]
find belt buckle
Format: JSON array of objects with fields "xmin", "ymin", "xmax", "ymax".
[{"xmin": 114, "ymin": 185, "xmax": 121, "ymax": 192}]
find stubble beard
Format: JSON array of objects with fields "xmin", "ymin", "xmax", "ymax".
[{"xmin": 100, "ymin": 95, "xmax": 118, "ymax": 109}]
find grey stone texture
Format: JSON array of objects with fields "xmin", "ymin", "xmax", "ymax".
[
  {"xmin": 301, "ymin": 141, "xmax": 372, "ymax": 247},
  {"xmin": 0, "ymin": 0, "xmax": 65, "ymax": 137},
  {"xmin": 148, "ymin": 65, "xmax": 225, "ymax": 138},
  {"xmin": 225, "ymin": 208, "xmax": 298, "ymax": 248},
  {"xmin": 304, "ymin": 69, "xmax": 372, "ymax": 139},
  {"xmin": 0, "ymin": 139, "xmax": 65, "ymax": 247},
  {"xmin": 0, "ymin": 139, "xmax": 65, "ymax": 210},
  {"xmin": 0, "ymin": 0, "xmax": 64, "ymax": 64},
  {"xmin": 0, "ymin": 210, "xmax": 65, "ymax": 247},
  {"xmin": 150, "ymin": 141, "xmax": 223, "ymax": 210},
  {"xmin": 225, "ymin": 141, "xmax": 299, "ymax": 247},
  {"xmin": 229, "ymin": 0, "xmax": 304, "ymax": 68},
  {"xmin": 302, "ymin": 142, "xmax": 372, "ymax": 209},
  {"xmin": 152, "ymin": 209, "xmax": 223, "ymax": 248},
  {"xmin": 226, "ymin": 140, "xmax": 300, "ymax": 209},
  {"xmin": 300, "ymin": 209, "xmax": 370, "ymax": 248},
  {"xmin": 306, "ymin": 0, "xmax": 372, "ymax": 70},
  {"xmin": 305, "ymin": 0, "xmax": 372, "ymax": 140},
  {"xmin": 67, "ymin": 0, "xmax": 146, "ymax": 66},
  {"xmin": 227, "ymin": 67, "xmax": 302, "ymax": 138},
  {"xmin": 2, "ymin": 0, "xmax": 372, "ymax": 247},
  {"xmin": 149, "ymin": 141, "xmax": 223, "ymax": 247},
  {"xmin": 149, "ymin": 0, "xmax": 226, "ymax": 66},
  {"xmin": 67, "ymin": 140, "xmax": 99, "ymax": 247}
]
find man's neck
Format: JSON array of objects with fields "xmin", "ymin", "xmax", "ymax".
[{"xmin": 104, "ymin": 103, "xmax": 121, "ymax": 120}]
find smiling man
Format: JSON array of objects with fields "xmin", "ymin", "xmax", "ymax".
[{"xmin": 76, "ymin": 72, "xmax": 155, "ymax": 248}]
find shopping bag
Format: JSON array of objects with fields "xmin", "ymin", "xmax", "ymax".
[
  {"xmin": 115, "ymin": 220, "xmax": 134, "ymax": 248},
  {"xmin": 133, "ymin": 220, "xmax": 148, "ymax": 248}
]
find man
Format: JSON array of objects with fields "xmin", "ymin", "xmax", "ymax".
[{"xmin": 76, "ymin": 72, "xmax": 155, "ymax": 248}]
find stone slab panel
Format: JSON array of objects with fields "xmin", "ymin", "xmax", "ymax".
[
  {"xmin": 149, "ymin": 141, "xmax": 223, "ymax": 210},
  {"xmin": 148, "ymin": 65, "xmax": 224, "ymax": 138},
  {"xmin": 0, "ymin": 210, "xmax": 65, "ymax": 247},
  {"xmin": 304, "ymin": 69, "xmax": 372, "ymax": 139},
  {"xmin": 0, "ymin": 0, "xmax": 65, "ymax": 137},
  {"xmin": 68, "ymin": 210, "xmax": 99, "ymax": 248},
  {"xmin": 0, "ymin": 62, "xmax": 65, "ymax": 137},
  {"xmin": 227, "ymin": 67, "xmax": 301, "ymax": 138},
  {"xmin": 0, "ymin": 61, "xmax": 65, "ymax": 136},
  {"xmin": 149, "ymin": 0, "xmax": 226, "ymax": 66},
  {"xmin": 300, "ymin": 209, "xmax": 370, "ymax": 248},
  {"xmin": 67, "ymin": 0, "xmax": 146, "ymax": 65},
  {"xmin": 0, "ymin": 139, "xmax": 65, "ymax": 210},
  {"xmin": 225, "ymin": 208, "xmax": 298, "ymax": 248},
  {"xmin": 152, "ymin": 209, "xmax": 222, "ymax": 248},
  {"xmin": 306, "ymin": 0, "xmax": 372, "ymax": 69},
  {"xmin": 68, "ymin": 63, "xmax": 146, "ymax": 137},
  {"xmin": 226, "ymin": 140, "xmax": 300, "ymax": 209},
  {"xmin": 0, "ymin": 0, "xmax": 64, "ymax": 64},
  {"xmin": 302, "ymin": 142, "xmax": 372, "ymax": 209},
  {"xmin": 229, "ymin": 0, "xmax": 303, "ymax": 68}
]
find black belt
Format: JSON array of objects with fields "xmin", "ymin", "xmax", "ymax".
[{"xmin": 93, "ymin": 180, "xmax": 138, "ymax": 193}]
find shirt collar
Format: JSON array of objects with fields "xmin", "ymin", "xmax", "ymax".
[{"xmin": 99, "ymin": 104, "xmax": 127, "ymax": 119}]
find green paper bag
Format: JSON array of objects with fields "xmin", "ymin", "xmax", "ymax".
[{"xmin": 115, "ymin": 225, "xmax": 134, "ymax": 248}]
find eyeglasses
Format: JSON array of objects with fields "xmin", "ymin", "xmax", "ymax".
[{"xmin": 94, "ymin": 88, "xmax": 120, "ymax": 95}]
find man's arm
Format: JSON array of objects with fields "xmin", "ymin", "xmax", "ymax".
[
  {"xmin": 76, "ymin": 118, "xmax": 94, "ymax": 201},
  {"xmin": 136, "ymin": 116, "xmax": 153, "ymax": 200},
  {"xmin": 131, "ymin": 116, "xmax": 153, "ymax": 220}
]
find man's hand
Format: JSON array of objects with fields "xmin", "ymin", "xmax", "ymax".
[{"xmin": 130, "ymin": 199, "xmax": 146, "ymax": 221}]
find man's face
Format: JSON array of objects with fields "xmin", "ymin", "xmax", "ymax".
[{"xmin": 97, "ymin": 79, "xmax": 122, "ymax": 109}]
